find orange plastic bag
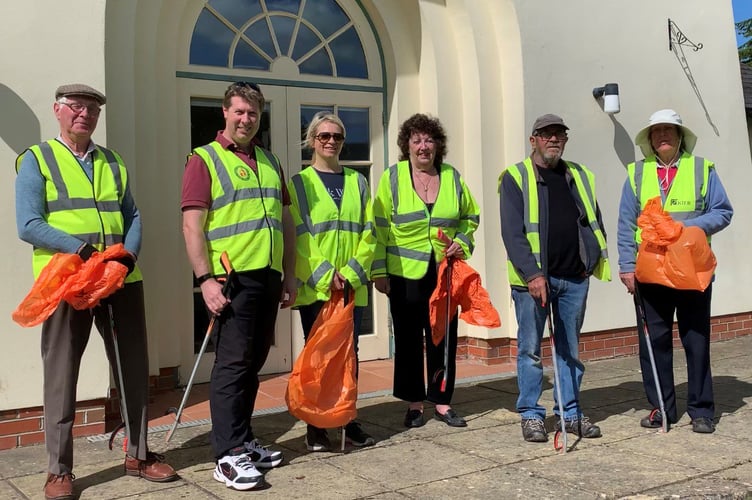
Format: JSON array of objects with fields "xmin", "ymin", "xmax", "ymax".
[
  {"xmin": 12, "ymin": 244, "xmax": 130, "ymax": 327},
  {"xmin": 429, "ymin": 258, "xmax": 502, "ymax": 347},
  {"xmin": 635, "ymin": 197, "xmax": 716, "ymax": 291},
  {"xmin": 285, "ymin": 289, "xmax": 357, "ymax": 428}
]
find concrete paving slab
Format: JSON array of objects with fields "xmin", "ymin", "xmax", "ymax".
[
  {"xmin": 397, "ymin": 465, "xmax": 592, "ymax": 499},
  {"xmin": 527, "ymin": 443, "xmax": 697, "ymax": 498},
  {"xmin": 329, "ymin": 439, "xmax": 496, "ymax": 491},
  {"xmin": 0, "ymin": 480, "xmax": 26, "ymax": 499}
]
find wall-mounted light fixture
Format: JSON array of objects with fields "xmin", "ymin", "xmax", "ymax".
[{"xmin": 593, "ymin": 83, "xmax": 620, "ymax": 114}]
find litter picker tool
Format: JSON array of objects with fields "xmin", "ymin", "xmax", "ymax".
[
  {"xmin": 165, "ymin": 252, "xmax": 234, "ymax": 442},
  {"xmin": 106, "ymin": 301, "xmax": 132, "ymax": 451},
  {"xmin": 440, "ymin": 257, "xmax": 453, "ymax": 392},
  {"xmin": 341, "ymin": 280, "xmax": 352, "ymax": 452},
  {"xmin": 634, "ymin": 284, "xmax": 668, "ymax": 433},
  {"xmin": 546, "ymin": 290, "xmax": 568, "ymax": 453}
]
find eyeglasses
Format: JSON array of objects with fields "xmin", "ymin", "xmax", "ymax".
[
  {"xmin": 315, "ymin": 132, "xmax": 345, "ymax": 143},
  {"xmin": 58, "ymin": 99, "xmax": 101, "ymax": 117},
  {"xmin": 232, "ymin": 81, "xmax": 262, "ymax": 92},
  {"xmin": 535, "ymin": 130, "xmax": 568, "ymax": 141}
]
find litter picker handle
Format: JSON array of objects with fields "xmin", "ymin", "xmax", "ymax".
[{"xmin": 219, "ymin": 251, "xmax": 234, "ymax": 295}]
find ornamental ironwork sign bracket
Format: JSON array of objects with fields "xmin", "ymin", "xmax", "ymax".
[{"xmin": 668, "ymin": 18, "xmax": 703, "ymax": 52}]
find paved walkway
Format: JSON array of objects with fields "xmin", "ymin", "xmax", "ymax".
[{"xmin": 2, "ymin": 336, "xmax": 752, "ymax": 499}]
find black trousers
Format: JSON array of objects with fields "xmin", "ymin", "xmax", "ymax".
[
  {"xmin": 636, "ymin": 282, "xmax": 714, "ymax": 422},
  {"xmin": 210, "ymin": 268, "xmax": 281, "ymax": 459},
  {"xmin": 389, "ymin": 262, "xmax": 458, "ymax": 406}
]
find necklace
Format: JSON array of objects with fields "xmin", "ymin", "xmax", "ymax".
[{"xmin": 414, "ymin": 169, "xmax": 435, "ymax": 195}]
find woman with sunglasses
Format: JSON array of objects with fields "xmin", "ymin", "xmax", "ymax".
[
  {"xmin": 372, "ymin": 114, "xmax": 480, "ymax": 429},
  {"xmin": 288, "ymin": 112, "xmax": 377, "ymax": 451}
]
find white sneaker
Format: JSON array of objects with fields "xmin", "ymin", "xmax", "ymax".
[
  {"xmin": 243, "ymin": 439, "xmax": 283, "ymax": 468},
  {"xmin": 213, "ymin": 454, "xmax": 264, "ymax": 491}
]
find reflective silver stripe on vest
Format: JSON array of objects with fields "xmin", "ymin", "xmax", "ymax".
[
  {"xmin": 40, "ymin": 142, "xmax": 123, "ymax": 213},
  {"xmin": 430, "ymin": 218, "xmax": 459, "ymax": 228},
  {"xmin": 634, "ymin": 160, "xmax": 645, "ymax": 201},
  {"xmin": 206, "ymin": 217, "xmax": 282, "ymax": 241},
  {"xmin": 515, "ymin": 161, "xmax": 538, "ymax": 237},
  {"xmin": 393, "ymin": 211, "xmax": 425, "ymax": 224},
  {"xmin": 389, "ymin": 164, "xmax": 400, "ymax": 215},
  {"xmin": 346, "ymin": 257, "xmax": 369, "ymax": 285},
  {"xmin": 372, "ymin": 258, "xmax": 385, "ymax": 270},
  {"xmin": 386, "ymin": 245, "xmax": 431, "ymax": 261},
  {"xmin": 692, "ymin": 156, "xmax": 705, "ymax": 212},
  {"xmin": 452, "ymin": 167, "xmax": 463, "ymax": 205},
  {"xmin": 291, "ymin": 174, "xmax": 314, "ymax": 234},
  {"xmin": 375, "ymin": 216, "xmax": 389, "ymax": 227},
  {"xmin": 203, "ymin": 145, "xmax": 281, "ymax": 210},
  {"xmin": 567, "ymin": 162, "xmax": 596, "ymax": 208},
  {"xmin": 308, "ymin": 261, "xmax": 334, "ymax": 289},
  {"xmin": 455, "ymin": 232, "xmax": 474, "ymax": 253},
  {"xmin": 73, "ymin": 232, "xmax": 123, "ymax": 246},
  {"xmin": 463, "ymin": 214, "xmax": 480, "ymax": 224}
]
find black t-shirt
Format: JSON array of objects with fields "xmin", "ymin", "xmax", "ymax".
[
  {"xmin": 315, "ymin": 169, "xmax": 345, "ymax": 208},
  {"xmin": 536, "ymin": 163, "xmax": 585, "ymax": 278}
]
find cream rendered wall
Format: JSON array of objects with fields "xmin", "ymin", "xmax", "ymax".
[
  {"xmin": 0, "ymin": 1, "xmax": 111, "ymax": 410},
  {"xmin": 511, "ymin": 0, "xmax": 751, "ymax": 333}
]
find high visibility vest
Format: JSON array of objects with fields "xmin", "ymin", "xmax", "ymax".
[
  {"xmin": 628, "ymin": 152, "xmax": 712, "ymax": 243},
  {"xmin": 499, "ymin": 157, "xmax": 610, "ymax": 286},
  {"xmin": 18, "ymin": 140, "xmax": 143, "ymax": 282},
  {"xmin": 193, "ymin": 143, "xmax": 284, "ymax": 275},
  {"xmin": 289, "ymin": 166, "xmax": 376, "ymax": 307},
  {"xmin": 372, "ymin": 161, "xmax": 480, "ymax": 279}
]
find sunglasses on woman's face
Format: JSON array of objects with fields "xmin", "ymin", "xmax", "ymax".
[{"xmin": 315, "ymin": 132, "xmax": 345, "ymax": 143}]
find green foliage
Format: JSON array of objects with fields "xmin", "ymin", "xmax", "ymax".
[{"xmin": 737, "ymin": 18, "xmax": 752, "ymax": 64}]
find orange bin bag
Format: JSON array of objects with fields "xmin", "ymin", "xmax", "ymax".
[
  {"xmin": 429, "ymin": 258, "xmax": 501, "ymax": 347},
  {"xmin": 635, "ymin": 197, "xmax": 716, "ymax": 291},
  {"xmin": 63, "ymin": 244, "xmax": 129, "ymax": 310},
  {"xmin": 12, "ymin": 253, "xmax": 83, "ymax": 327},
  {"xmin": 285, "ymin": 289, "xmax": 358, "ymax": 429}
]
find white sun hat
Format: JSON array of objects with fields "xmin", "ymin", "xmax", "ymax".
[{"xmin": 634, "ymin": 109, "xmax": 697, "ymax": 158}]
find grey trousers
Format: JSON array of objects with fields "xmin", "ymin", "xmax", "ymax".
[{"xmin": 41, "ymin": 282, "xmax": 150, "ymax": 474}]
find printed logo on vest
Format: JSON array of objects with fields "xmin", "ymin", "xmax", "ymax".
[
  {"xmin": 669, "ymin": 199, "xmax": 691, "ymax": 207},
  {"xmin": 234, "ymin": 165, "xmax": 252, "ymax": 181}
]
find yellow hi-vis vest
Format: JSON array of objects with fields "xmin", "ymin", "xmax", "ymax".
[
  {"xmin": 19, "ymin": 140, "xmax": 143, "ymax": 282},
  {"xmin": 193, "ymin": 143, "xmax": 284, "ymax": 275},
  {"xmin": 372, "ymin": 160, "xmax": 480, "ymax": 279},
  {"xmin": 628, "ymin": 152, "xmax": 712, "ymax": 243},
  {"xmin": 288, "ymin": 166, "xmax": 376, "ymax": 307},
  {"xmin": 499, "ymin": 157, "xmax": 610, "ymax": 286}
]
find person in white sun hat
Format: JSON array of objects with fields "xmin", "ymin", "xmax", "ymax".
[{"xmin": 617, "ymin": 109, "xmax": 733, "ymax": 434}]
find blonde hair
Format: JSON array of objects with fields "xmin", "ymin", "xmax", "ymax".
[{"xmin": 303, "ymin": 112, "xmax": 346, "ymax": 164}]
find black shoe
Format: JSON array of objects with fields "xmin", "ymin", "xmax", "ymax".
[
  {"xmin": 555, "ymin": 416, "xmax": 602, "ymax": 438},
  {"xmin": 692, "ymin": 417, "xmax": 715, "ymax": 434},
  {"xmin": 434, "ymin": 409, "xmax": 467, "ymax": 427},
  {"xmin": 345, "ymin": 421, "xmax": 375, "ymax": 447},
  {"xmin": 404, "ymin": 409, "xmax": 425, "ymax": 428},
  {"xmin": 640, "ymin": 408, "xmax": 664, "ymax": 429},
  {"xmin": 305, "ymin": 425, "xmax": 331, "ymax": 452},
  {"xmin": 521, "ymin": 418, "xmax": 548, "ymax": 442}
]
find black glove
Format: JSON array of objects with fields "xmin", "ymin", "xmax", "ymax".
[
  {"xmin": 106, "ymin": 255, "xmax": 136, "ymax": 276},
  {"xmin": 77, "ymin": 243, "xmax": 98, "ymax": 261}
]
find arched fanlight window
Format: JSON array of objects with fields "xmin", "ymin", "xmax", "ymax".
[{"xmin": 189, "ymin": 0, "xmax": 368, "ymax": 79}]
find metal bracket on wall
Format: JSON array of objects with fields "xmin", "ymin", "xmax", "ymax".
[{"xmin": 668, "ymin": 18, "xmax": 704, "ymax": 53}]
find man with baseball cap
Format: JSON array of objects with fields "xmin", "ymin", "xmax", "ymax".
[
  {"xmin": 499, "ymin": 114, "xmax": 610, "ymax": 443},
  {"xmin": 617, "ymin": 109, "xmax": 733, "ymax": 433},
  {"xmin": 15, "ymin": 84, "xmax": 177, "ymax": 500}
]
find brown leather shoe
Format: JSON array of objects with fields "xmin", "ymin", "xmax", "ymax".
[
  {"xmin": 44, "ymin": 473, "xmax": 75, "ymax": 500},
  {"xmin": 124, "ymin": 452, "xmax": 178, "ymax": 482}
]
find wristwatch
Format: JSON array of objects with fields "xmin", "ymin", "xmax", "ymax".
[{"xmin": 196, "ymin": 273, "xmax": 213, "ymax": 285}]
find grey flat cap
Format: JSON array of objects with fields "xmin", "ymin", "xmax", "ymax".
[
  {"xmin": 55, "ymin": 83, "xmax": 106, "ymax": 105},
  {"xmin": 531, "ymin": 114, "xmax": 568, "ymax": 134}
]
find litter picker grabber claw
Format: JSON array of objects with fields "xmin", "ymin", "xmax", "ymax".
[
  {"xmin": 440, "ymin": 258, "xmax": 453, "ymax": 393},
  {"xmin": 341, "ymin": 280, "xmax": 352, "ymax": 452},
  {"xmin": 634, "ymin": 284, "xmax": 668, "ymax": 433},
  {"xmin": 106, "ymin": 301, "xmax": 132, "ymax": 452},
  {"xmin": 165, "ymin": 252, "xmax": 234, "ymax": 443},
  {"xmin": 546, "ymin": 294, "xmax": 568, "ymax": 453}
]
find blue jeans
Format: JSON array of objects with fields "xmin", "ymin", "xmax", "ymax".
[{"xmin": 513, "ymin": 276, "xmax": 589, "ymax": 420}]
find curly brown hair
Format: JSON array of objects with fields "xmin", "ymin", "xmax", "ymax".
[{"xmin": 397, "ymin": 113, "xmax": 447, "ymax": 167}]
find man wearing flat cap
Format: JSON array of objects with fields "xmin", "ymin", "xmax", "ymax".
[
  {"xmin": 15, "ymin": 84, "xmax": 177, "ymax": 500},
  {"xmin": 499, "ymin": 114, "xmax": 610, "ymax": 444},
  {"xmin": 617, "ymin": 109, "xmax": 733, "ymax": 434}
]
